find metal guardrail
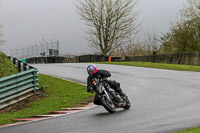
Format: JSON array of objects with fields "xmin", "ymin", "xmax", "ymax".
[
  {"xmin": 0, "ymin": 58, "xmax": 39, "ymax": 109},
  {"xmin": 9, "ymin": 56, "xmax": 34, "ymax": 72}
]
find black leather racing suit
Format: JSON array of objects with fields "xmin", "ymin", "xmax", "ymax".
[{"xmin": 87, "ymin": 69, "xmax": 125, "ymax": 97}]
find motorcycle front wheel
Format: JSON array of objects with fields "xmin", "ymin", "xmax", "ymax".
[
  {"xmin": 123, "ymin": 97, "xmax": 131, "ymax": 110},
  {"xmin": 100, "ymin": 96, "xmax": 116, "ymax": 113}
]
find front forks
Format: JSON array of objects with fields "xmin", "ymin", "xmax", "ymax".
[{"xmin": 103, "ymin": 89, "xmax": 112, "ymax": 103}]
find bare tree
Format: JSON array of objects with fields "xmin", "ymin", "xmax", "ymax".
[
  {"xmin": 142, "ymin": 31, "xmax": 161, "ymax": 55},
  {"xmin": 76, "ymin": 0, "xmax": 140, "ymax": 55},
  {"xmin": 124, "ymin": 31, "xmax": 161, "ymax": 56},
  {"xmin": 181, "ymin": 0, "xmax": 200, "ymax": 21}
]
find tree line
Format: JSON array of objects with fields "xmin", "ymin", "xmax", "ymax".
[
  {"xmin": 161, "ymin": 0, "xmax": 200, "ymax": 54},
  {"xmin": 1, "ymin": 0, "xmax": 199, "ymax": 56},
  {"xmin": 76, "ymin": 0, "xmax": 200, "ymax": 57}
]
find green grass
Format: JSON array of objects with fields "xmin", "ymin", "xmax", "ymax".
[
  {"xmin": 173, "ymin": 126, "xmax": 200, "ymax": 133},
  {"xmin": 0, "ymin": 74, "xmax": 92, "ymax": 125},
  {"xmin": 0, "ymin": 52, "xmax": 18, "ymax": 78},
  {"xmin": 96, "ymin": 62, "xmax": 200, "ymax": 72}
]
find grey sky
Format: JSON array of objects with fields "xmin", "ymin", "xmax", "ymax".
[{"xmin": 0, "ymin": 0, "xmax": 187, "ymax": 55}]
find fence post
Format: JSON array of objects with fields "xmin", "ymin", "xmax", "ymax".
[
  {"xmin": 33, "ymin": 69, "xmax": 38, "ymax": 94},
  {"xmin": 20, "ymin": 62, "xmax": 24, "ymax": 72},
  {"xmin": 26, "ymin": 65, "xmax": 30, "ymax": 71}
]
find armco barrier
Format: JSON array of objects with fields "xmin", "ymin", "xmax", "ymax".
[
  {"xmin": 9, "ymin": 57, "xmax": 34, "ymax": 72},
  {"xmin": 0, "ymin": 69, "xmax": 39, "ymax": 109},
  {"xmin": 0, "ymin": 57, "xmax": 39, "ymax": 109}
]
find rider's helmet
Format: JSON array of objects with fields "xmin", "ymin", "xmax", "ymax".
[{"xmin": 87, "ymin": 64, "xmax": 97, "ymax": 75}]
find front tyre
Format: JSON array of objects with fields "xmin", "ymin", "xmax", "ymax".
[
  {"xmin": 100, "ymin": 96, "xmax": 116, "ymax": 113},
  {"xmin": 123, "ymin": 98, "xmax": 131, "ymax": 110}
]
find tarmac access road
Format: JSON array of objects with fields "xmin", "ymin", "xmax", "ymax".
[{"xmin": 1, "ymin": 63, "xmax": 200, "ymax": 133}]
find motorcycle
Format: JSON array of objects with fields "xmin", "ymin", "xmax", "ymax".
[{"xmin": 92, "ymin": 78, "xmax": 131, "ymax": 113}]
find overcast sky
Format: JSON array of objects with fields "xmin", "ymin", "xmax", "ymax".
[{"xmin": 0, "ymin": 0, "xmax": 187, "ymax": 55}]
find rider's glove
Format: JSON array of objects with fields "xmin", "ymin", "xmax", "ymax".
[{"xmin": 87, "ymin": 87, "xmax": 93, "ymax": 92}]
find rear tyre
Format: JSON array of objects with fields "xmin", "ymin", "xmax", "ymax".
[{"xmin": 100, "ymin": 96, "xmax": 116, "ymax": 113}]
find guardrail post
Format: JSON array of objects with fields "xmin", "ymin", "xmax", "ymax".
[
  {"xmin": 26, "ymin": 65, "xmax": 30, "ymax": 71},
  {"xmin": 20, "ymin": 62, "xmax": 24, "ymax": 72},
  {"xmin": 15, "ymin": 60, "xmax": 18, "ymax": 67},
  {"xmin": 33, "ymin": 69, "xmax": 38, "ymax": 94},
  {"xmin": 10, "ymin": 57, "xmax": 13, "ymax": 64}
]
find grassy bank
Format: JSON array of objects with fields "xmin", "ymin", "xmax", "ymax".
[
  {"xmin": 0, "ymin": 74, "xmax": 92, "ymax": 125},
  {"xmin": 0, "ymin": 52, "xmax": 18, "ymax": 78},
  {"xmin": 97, "ymin": 62, "xmax": 200, "ymax": 72}
]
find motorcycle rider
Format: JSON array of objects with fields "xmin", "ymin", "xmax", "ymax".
[{"xmin": 87, "ymin": 64, "xmax": 127, "ymax": 102}]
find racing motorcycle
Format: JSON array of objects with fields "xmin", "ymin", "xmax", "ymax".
[{"xmin": 92, "ymin": 78, "xmax": 131, "ymax": 113}]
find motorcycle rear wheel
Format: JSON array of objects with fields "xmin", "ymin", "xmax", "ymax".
[{"xmin": 100, "ymin": 96, "xmax": 116, "ymax": 113}]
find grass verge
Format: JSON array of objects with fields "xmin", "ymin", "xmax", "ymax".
[
  {"xmin": 173, "ymin": 126, "xmax": 200, "ymax": 133},
  {"xmin": 0, "ymin": 52, "xmax": 18, "ymax": 78},
  {"xmin": 96, "ymin": 62, "xmax": 200, "ymax": 72},
  {"xmin": 0, "ymin": 74, "xmax": 93, "ymax": 125}
]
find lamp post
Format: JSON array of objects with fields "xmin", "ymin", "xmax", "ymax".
[
  {"xmin": 46, "ymin": 41, "xmax": 49, "ymax": 56},
  {"xmin": 39, "ymin": 42, "xmax": 43, "ymax": 57},
  {"xmin": 34, "ymin": 44, "xmax": 38, "ymax": 57},
  {"xmin": 31, "ymin": 45, "xmax": 34, "ymax": 57},
  {"xmin": 22, "ymin": 47, "xmax": 25, "ymax": 58},
  {"xmin": 50, "ymin": 40, "xmax": 54, "ymax": 50},
  {"xmin": 26, "ymin": 46, "xmax": 29, "ymax": 58},
  {"xmin": 15, "ymin": 48, "xmax": 18, "ymax": 58},
  {"xmin": 49, "ymin": 40, "xmax": 54, "ymax": 56},
  {"xmin": 54, "ymin": 39, "xmax": 59, "ymax": 51}
]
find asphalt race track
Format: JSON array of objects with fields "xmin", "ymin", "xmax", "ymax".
[{"xmin": 1, "ymin": 63, "xmax": 200, "ymax": 133}]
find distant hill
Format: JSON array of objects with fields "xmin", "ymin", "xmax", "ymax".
[{"xmin": 0, "ymin": 52, "xmax": 18, "ymax": 78}]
